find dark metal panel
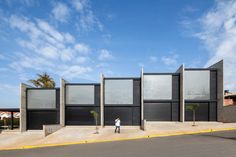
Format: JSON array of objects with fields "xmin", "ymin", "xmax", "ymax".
[
  {"xmin": 65, "ymin": 106, "xmax": 100, "ymax": 125},
  {"xmin": 185, "ymin": 103, "xmax": 209, "ymax": 121},
  {"xmin": 132, "ymin": 107, "xmax": 141, "ymax": 125},
  {"xmin": 27, "ymin": 110, "xmax": 58, "ymax": 130},
  {"xmin": 210, "ymin": 70, "xmax": 217, "ymax": 100},
  {"xmin": 104, "ymin": 107, "xmax": 133, "ymax": 125},
  {"xmin": 56, "ymin": 89, "xmax": 60, "ymax": 123},
  {"xmin": 171, "ymin": 102, "xmax": 179, "ymax": 121},
  {"xmin": 0, "ymin": 108, "xmax": 19, "ymax": 112},
  {"xmin": 172, "ymin": 75, "xmax": 180, "ymax": 100},
  {"xmin": 95, "ymin": 85, "xmax": 100, "ymax": 106},
  {"xmin": 144, "ymin": 103, "xmax": 171, "ymax": 121},
  {"xmin": 133, "ymin": 79, "xmax": 141, "ymax": 107},
  {"xmin": 209, "ymin": 102, "xmax": 217, "ymax": 121}
]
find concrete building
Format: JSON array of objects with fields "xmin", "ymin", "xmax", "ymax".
[{"xmin": 20, "ymin": 60, "xmax": 226, "ymax": 131}]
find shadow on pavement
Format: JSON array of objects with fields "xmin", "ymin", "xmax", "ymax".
[{"xmin": 194, "ymin": 131, "xmax": 236, "ymax": 141}]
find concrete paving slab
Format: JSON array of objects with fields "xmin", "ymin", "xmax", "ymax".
[{"xmin": 1, "ymin": 122, "xmax": 236, "ymax": 150}]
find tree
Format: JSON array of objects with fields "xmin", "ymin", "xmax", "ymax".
[
  {"xmin": 90, "ymin": 110, "xmax": 99, "ymax": 134},
  {"xmin": 186, "ymin": 103, "xmax": 199, "ymax": 126},
  {"xmin": 28, "ymin": 72, "xmax": 55, "ymax": 88}
]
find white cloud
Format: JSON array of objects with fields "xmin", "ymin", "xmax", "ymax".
[
  {"xmin": 74, "ymin": 43, "xmax": 90, "ymax": 55},
  {"xmin": 77, "ymin": 56, "xmax": 88, "ymax": 64},
  {"xmin": 192, "ymin": 0, "xmax": 236, "ymax": 91},
  {"xmin": 10, "ymin": 53, "xmax": 54, "ymax": 71},
  {"xmin": 71, "ymin": 0, "xmax": 87, "ymax": 12},
  {"xmin": 60, "ymin": 48, "xmax": 75, "ymax": 62},
  {"xmin": 98, "ymin": 49, "xmax": 113, "ymax": 60},
  {"xmin": 161, "ymin": 54, "xmax": 178, "ymax": 66},
  {"xmin": 149, "ymin": 56, "xmax": 157, "ymax": 63},
  {"xmin": 64, "ymin": 32, "xmax": 75, "ymax": 43},
  {"xmin": 37, "ymin": 19, "xmax": 64, "ymax": 42},
  {"xmin": 60, "ymin": 65, "xmax": 92, "ymax": 79},
  {"xmin": 40, "ymin": 45, "xmax": 59, "ymax": 59},
  {"xmin": 9, "ymin": 15, "xmax": 42, "ymax": 39},
  {"xmin": 71, "ymin": 0, "xmax": 103, "ymax": 32},
  {"xmin": 52, "ymin": 2, "xmax": 70, "ymax": 22},
  {"xmin": 6, "ymin": 14, "xmax": 99, "ymax": 80}
]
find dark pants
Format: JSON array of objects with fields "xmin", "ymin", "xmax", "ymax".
[{"xmin": 115, "ymin": 126, "xmax": 120, "ymax": 133}]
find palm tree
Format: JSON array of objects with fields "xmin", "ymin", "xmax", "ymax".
[
  {"xmin": 90, "ymin": 110, "xmax": 99, "ymax": 134},
  {"xmin": 186, "ymin": 103, "xmax": 199, "ymax": 126},
  {"xmin": 28, "ymin": 72, "xmax": 55, "ymax": 88}
]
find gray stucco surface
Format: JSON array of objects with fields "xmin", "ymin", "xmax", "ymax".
[{"xmin": 209, "ymin": 60, "xmax": 224, "ymax": 122}]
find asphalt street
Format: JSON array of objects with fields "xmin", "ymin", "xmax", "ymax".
[{"xmin": 0, "ymin": 130, "xmax": 236, "ymax": 157}]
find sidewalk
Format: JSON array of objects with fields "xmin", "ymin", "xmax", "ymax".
[{"xmin": 1, "ymin": 122, "xmax": 236, "ymax": 150}]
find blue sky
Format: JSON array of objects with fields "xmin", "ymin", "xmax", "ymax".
[{"xmin": 0, "ymin": 0, "xmax": 236, "ymax": 107}]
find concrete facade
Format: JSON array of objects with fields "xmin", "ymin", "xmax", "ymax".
[
  {"xmin": 100, "ymin": 73, "xmax": 104, "ymax": 127},
  {"xmin": 19, "ymin": 60, "xmax": 232, "ymax": 131},
  {"xmin": 20, "ymin": 83, "xmax": 32, "ymax": 132},
  {"xmin": 43, "ymin": 124, "xmax": 63, "ymax": 136},
  {"xmin": 176, "ymin": 64, "xmax": 185, "ymax": 122},
  {"xmin": 209, "ymin": 60, "xmax": 224, "ymax": 122},
  {"xmin": 222, "ymin": 105, "xmax": 236, "ymax": 122},
  {"xmin": 141, "ymin": 68, "xmax": 144, "ymax": 122},
  {"xmin": 60, "ymin": 79, "xmax": 66, "ymax": 126}
]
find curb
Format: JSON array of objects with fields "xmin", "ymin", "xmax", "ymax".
[{"xmin": 1, "ymin": 127, "xmax": 236, "ymax": 151}]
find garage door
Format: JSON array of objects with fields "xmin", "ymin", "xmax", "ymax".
[
  {"xmin": 65, "ymin": 106, "xmax": 100, "ymax": 125},
  {"xmin": 27, "ymin": 110, "xmax": 58, "ymax": 130},
  {"xmin": 185, "ymin": 103, "xmax": 209, "ymax": 121},
  {"xmin": 144, "ymin": 103, "xmax": 171, "ymax": 121},
  {"xmin": 104, "ymin": 107, "xmax": 140, "ymax": 125}
]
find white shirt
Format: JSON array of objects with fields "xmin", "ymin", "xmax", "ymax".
[{"xmin": 115, "ymin": 119, "xmax": 120, "ymax": 126}]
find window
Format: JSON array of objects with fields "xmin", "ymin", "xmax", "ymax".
[
  {"xmin": 184, "ymin": 70, "xmax": 210, "ymax": 100},
  {"xmin": 27, "ymin": 89, "xmax": 56, "ymax": 109},
  {"xmin": 66, "ymin": 85, "xmax": 94, "ymax": 105},
  {"xmin": 105, "ymin": 79, "xmax": 133, "ymax": 105},
  {"xmin": 144, "ymin": 75, "xmax": 172, "ymax": 100}
]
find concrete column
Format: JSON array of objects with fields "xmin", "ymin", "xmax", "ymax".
[
  {"xmin": 208, "ymin": 60, "xmax": 224, "ymax": 122},
  {"xmin": 60, "ymin": 79, "xmax": 66, "ymax": 126},
  {"xmin": 100, "ymin": 73, "xmax": 104, "ymax": 127},
  {"xmin": 20, "ymin": 83, "xmax": 31, "ymax": 132},
  {"xmin": 176, "ymin": 64, "xmax": 185, "ymax": 122},
  {"xmin": 141, "ymin": 68, "xmax": 144, "ymax": 121}
]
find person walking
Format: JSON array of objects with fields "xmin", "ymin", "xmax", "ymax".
[{"xmin": 114, "ymin": 118, "xmax": 121, "ymax": 133}]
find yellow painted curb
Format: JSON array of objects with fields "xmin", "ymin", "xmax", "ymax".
[{"xmin": 1, "ymin": 127, "xmax": 236, "ymax": 151}]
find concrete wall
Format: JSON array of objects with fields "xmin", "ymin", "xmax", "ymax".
[
  {"xmin": 140, "ymin": 68, "xmax": 145, "ymax": 130},
  {"xmin": 176, "ymin": 64, "xmax": 185, "ymax": 122},
  {"xmin": 222, "ymin": 105, "xmax": 236, "ymax": 122},
  {"xmin": 60, "ymin": 79, "xmax": 66, "ymax": 126},
  {"xmin": 209, "ymin": 60, "xmax": 224, "ymax": 122},
  {"xmin": 43, "ymin": 124, "xmax": 62, "ymax": 136},
  {"xmin": 20, "ymin": 83, "xmax": 32, "ymax": 132},
  {"xmin": 100, "ymin": 73, "xmax": 104, "ymax": 127},
  {"xmin": 141, "ymin": 68, "xmax": 144, "ymax": 121}
]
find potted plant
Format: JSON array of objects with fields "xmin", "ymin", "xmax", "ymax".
[
  {"xmin": 90, "ymin": 110, "xmax": 99, "ymax": 134},
  {"xmin": 186, "ymin": 103, "xmax": 199, "ymax": 126}
]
